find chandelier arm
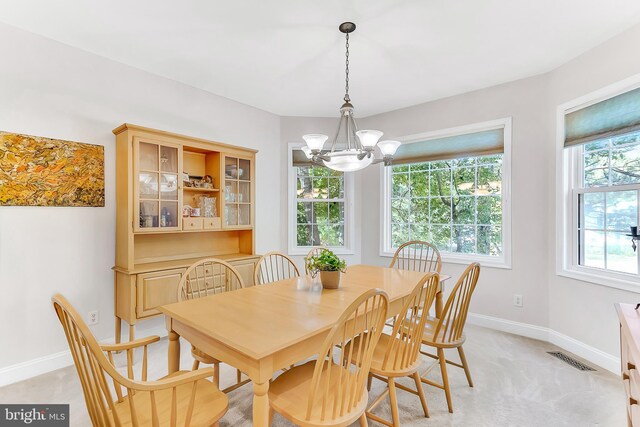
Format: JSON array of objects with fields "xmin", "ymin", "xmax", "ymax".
[
  {"xmin": 351, "ymin": 116, "xmax": 363, "ymax": 151},
  {"xmin": 330, "ymin": 114, "xmax": 344, "ymax": 153}
]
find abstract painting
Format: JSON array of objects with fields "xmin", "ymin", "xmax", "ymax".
[{"xmin": 0, "ymin": 131, "xmax": 105, "ymax": 207}]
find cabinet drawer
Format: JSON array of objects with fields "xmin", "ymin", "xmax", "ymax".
[
  {"xmin": 183, "ymin": 217, "xmax": 203, "ymax": 230},
  {"xmin": 203, "ymin": 217, "xmax": 221, "ymax": 230},
  {"xmin": 136, "ymin": 268, "xmax": 186, "ymax": 318}
]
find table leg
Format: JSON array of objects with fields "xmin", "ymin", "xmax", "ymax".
[
  {"xmin": 435, "ymin": 290, "xmax": 443, "ymax": 318},
  {"xmin": 168, "ymin": 330, "xmax": 180, "ymax": 374},
  {"xmin": 252, "ymin": 381, "xmax": 270, "ymax": 427}
]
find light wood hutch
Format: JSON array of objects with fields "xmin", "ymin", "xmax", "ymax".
[{"xmin": 113, "ymin": 124, "xmax": 259, "ymax": 342}]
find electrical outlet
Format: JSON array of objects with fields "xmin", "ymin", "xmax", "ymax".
[
  {"xmin": 513, "ymin": 294, "xmax": 523, "ymax": 308},
  {"xmin": 88, "ymin": 310, "xmax": 99, "ymax": 326}
]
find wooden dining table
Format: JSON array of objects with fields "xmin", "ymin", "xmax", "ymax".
[{"xmin": 159, "ymin": 264, "xmax": 450, "ymax": 427}]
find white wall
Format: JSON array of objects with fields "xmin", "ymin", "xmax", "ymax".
[
  {"xmin": 0, "ymin": 22, "xmax": 281, "ymax": 371},
  {"xmin": 545, "ymin": 24, "xmax": 640, "ymax": 358},
  {"xmin": 358, "ymin": 75, "xmax": 551, "ymax": 328},
  {"xmin": 357, "ymin": 23, "xmax": 640, "ymax": 360}
]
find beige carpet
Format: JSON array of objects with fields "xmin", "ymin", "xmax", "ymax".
[{"xmin": 0, "ymin": 324, "xmax": 625, "ymax": 426}]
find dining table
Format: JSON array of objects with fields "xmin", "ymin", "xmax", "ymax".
[{"xmin": 159, "ymin": 264, "xmax": 450, "ymax": 427}]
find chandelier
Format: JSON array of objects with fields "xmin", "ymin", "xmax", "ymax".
[{"xmin": 302, "ymin": 22, "xmax": 401, "ymax": 172}]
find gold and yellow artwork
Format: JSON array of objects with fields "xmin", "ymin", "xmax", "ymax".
[{"xmin": 0, "ymin": 131, "xmax": 105, "ymax": 207}]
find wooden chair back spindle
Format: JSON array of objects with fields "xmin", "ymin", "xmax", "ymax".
[
  {"xmin": 304, "ymin": 247, "xmax": 327, "ymax": 275},
  {"xmin": 53, "ymin": 294, "xmax": 223, "ymax": 427},
  {"xmin": 306, "ymin": 289, "xmax": 389, "ymax": 423},
  {"xmin": 389, "ymin": 241, "xmax": 442, "ymax": 274},
  {"xmin": 383, "ymin": 273, "xmax": 440, "ymax": 372},
  {"xmin": 254, "ymin": 251, "xmax": 300, "ymax": 285},
  {"xmin": 434, "ymin": 263, "xmax": 480, "ymax": 344},
  {"xmin": 178, "ymin": 258, "xmax": 244, "ymax": 301}
]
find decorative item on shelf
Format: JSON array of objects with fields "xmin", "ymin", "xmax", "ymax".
[
  {"xmin": 182, "ymin": 205, "xmax": 193, "ymax": 217},
  {"xmin": 160, "ymin": 206, "xmax": 174, "ymax": 227},
  {"xmin": 305, "ymin": 249, "xmax": 347, "ymax": 289},
  {"xmin": 300, "ymin": 22, "xmax": 401, "ymax": 172},
  {"xmin": 191, "ymin": 207, "xmax": 201, "ymax": 217},
  {"xmin": 182, "ymin": 171, "xmax": 190, "ymax": 186},
  {"xmin": 198, "ymin": 195, "xmax": 217, "ymax": 217},
  {"xmin": 189, "ymin": 175, "xmax": 203, "ymax": 188},
  {"xmin": 628, "ymin": 226, "xmax": 640, "ymax": 252},
  {"xmin": 202, "ymin": 175, "xmax": 214, "ymax": 189}
]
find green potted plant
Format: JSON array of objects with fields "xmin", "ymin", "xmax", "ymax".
[{"xmin": 306, "ymin": 249, "xmax": 347, "ymax": 289}]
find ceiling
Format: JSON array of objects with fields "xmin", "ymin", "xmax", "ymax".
[{"xmin": 2, "ymin": 0, "xmax": 640, "ymax": 117}]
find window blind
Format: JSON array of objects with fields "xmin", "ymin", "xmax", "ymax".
[
  {"xmin": 564, "ymin": 87, "xmax": 640, "ymax": 148},
  {"xmin": 390, "ymin": 128, "xmax": 504, "ymax": 166}
]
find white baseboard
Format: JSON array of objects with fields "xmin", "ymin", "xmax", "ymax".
[
  {"xmin": 0, "ymin": 350, "xmax": 73, "ymax": 388},
  {"xmin": 467, "ymin": 313, "xmax": 620, "ymax": 374},
  {"xmin": 0, "ymin": 325, "xmax": 169, "ymax": 388}
]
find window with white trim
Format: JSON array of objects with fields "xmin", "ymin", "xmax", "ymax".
[
  {"xmin": 559, "ymin": 83, "xmax": 640, "ymax": 288},
  {"xmin": 572, "ymin": 133, "xmax": 640, "ymax": 275},
  {"xmin": 288, "ymin": 145, "xmax": 353, "ymax": 255},
  {"xmin": 381, "ymin": 119, "xmax": 512, "ymax": 267}
]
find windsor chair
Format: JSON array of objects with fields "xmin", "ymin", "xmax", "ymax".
[
  {"xmin": 389, "ymin": 241, "xmax": 442, "ymax": 274},
  {"xmin": 347, "ymin": 273, "xmax": 440, "ymax": 426},
  {"xmin": 419, "ymin": 262, "xmax": 481, "ymax": 413},
  {"xmin": 254, "ymin": 251, "xmax": 300, "ymax": 285},
  {"xmin": 268, "ymin": 289, "xmax": 389, "ymax": 427},
  {"xmin": 178, "ymin": 258, "xmax": 248, "ymax": 393},
  {"xmin": 52, "ymin": 294, "xmax": 228, "ymax": 427}
]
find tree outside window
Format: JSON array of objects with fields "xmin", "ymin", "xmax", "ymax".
[{"xmin": 390, "ymin": 154, "xmax": 503, "ymax": 256}]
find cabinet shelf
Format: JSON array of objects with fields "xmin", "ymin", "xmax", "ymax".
[{"xmin": 183, "ymin": 187, "xmax": 219, "ymax": 192}]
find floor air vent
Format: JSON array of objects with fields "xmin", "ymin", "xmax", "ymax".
[{"xmin": 547, "ymin": 351, "xmax": 595, "ymax": 371}]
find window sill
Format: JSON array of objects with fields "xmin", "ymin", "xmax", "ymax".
[
  {"xmin": 379, "ymin": 250, "xmax": 512, "ymax": 270},
  {"xmin": 289, "ymin": 248, "xmax": 355, "ymax": 257},
  {"xmin": 557, "ymin": 266, "xmax": 640, "ymax": 293}
]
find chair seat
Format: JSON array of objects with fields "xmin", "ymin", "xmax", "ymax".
[
  {"xmin": 268, "ymin": 360, "xmax": 368, "ymax": 427},
  {"xmin": 110, "ymin": 371, "xmax": 228, "ymax": 426},
  {"xmin": 346, "ymin": 333, "xmax": 421, "ymax": 377},
  {"xmin": 191, "ymin": 345, "xmax": 220, "ymax": 364},
  {"xmin": 421, "ymin": 316, "xmax": 466, "ymax": 348}
]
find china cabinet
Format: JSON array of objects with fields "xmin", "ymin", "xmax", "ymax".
[{"xmin": 113, "ymin": 124, "xmax": 258, "ymax": 342}]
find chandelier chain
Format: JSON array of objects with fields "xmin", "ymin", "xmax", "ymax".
[{"xmin": 344, "ymin": 33, "xmax": 350, "ymax": 102}]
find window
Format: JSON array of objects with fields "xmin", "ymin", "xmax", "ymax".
[
  {"xmin": 381, "ymin": 118, "xmax": 512, "ymax": 267},
  {"xmin": 558, "ymin": 81, "xmax": 640, "ymax": 290},
  {"xmin": 575, "ymin": 133, "xmax": 640, "ymax": 275},
  {"xmin": 288, "ymin": 144, "xmax": 353, "ymax": 255}
]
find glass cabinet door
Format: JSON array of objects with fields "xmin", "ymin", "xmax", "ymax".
[
  {"xmin": 223, "ymin": 156, "xmax": 252, "ymax": 228},
  {"xmin": 135, "ymin": 140, "xmax": 181, "ymax": 231}
]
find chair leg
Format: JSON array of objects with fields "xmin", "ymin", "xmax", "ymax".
[
  {"xmin": 458, "ymin": 346, "xmax": 474, "ymax": 387},
  {"xmin": 438, "ymin": 348, "xmax": 453, "ymax": 413},
  {"xmin": 388, "ymin": 379, "xmax": 401, "ymax": 427},
  {"xmin": 359, "ymin": 413, "xmax": 368, "ymax": 427},
  {"xmin": 367, "ymin": 373, "xmax": 373, "ymax": 391},
  {"xmin": 237, "ymin": 369, "xmax": 242, "ymax": 384},
  {"xmin": 213, "ymin": 362, "xmax": 220, "ymax": 389},
  {"xmin": 412, "ymin": 372, "xmax": 429, "ymax": 418},
  {"xmin": 192, "ymin": 359, "xmax": 200, "ymax": 371},
  {"xmin": 268, "ymin": 407, "xmax": 274, "ymax": 426}
]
